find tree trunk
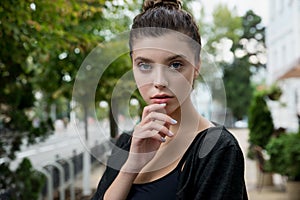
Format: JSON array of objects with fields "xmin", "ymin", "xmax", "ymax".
[
  {"xmin": 82, "ymin": 102, "xmax": 91, "ymax": 196},
  {"xmin": 83, "ymin": 103, "xmax": 89, "ymax": 141},
  {"xmin": 109, "ymin": 98, "xmax": 119, "ymax": 138}
]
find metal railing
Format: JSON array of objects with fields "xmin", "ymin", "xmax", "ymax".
[
  {"xmin": 39, "ymin": 140, "xmax": 113, "ymax": 200},
  {"xmin": 0, "ymin": 139, "xmax": 114, "ymax": 200}
]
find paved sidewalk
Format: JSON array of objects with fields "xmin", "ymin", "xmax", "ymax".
[
  {"xmin": 74, "ymin": 128, "xmax": 288, "ymax": 199},
  {"xmin": 73, "ymin": 164, "xmax": 106, "ymax": 199},
  {"xmin": 249, "ymin": 187, "xmax": 288, "ymax": 200},
  {"xmin": 74, "ymin": 163, "xmax": 106, "ymax": 189}
]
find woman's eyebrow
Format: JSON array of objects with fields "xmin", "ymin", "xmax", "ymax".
[
  {"xmin": 134, "ymin": 54, "xmax": 187, "ymax": 63},
  {"xmin": 165, "ymin": 54, "xmax": 187, "ymax": 62},
  {"xmin": 134, "ymin": 57, "xmax": 153, "ymax": 63}
]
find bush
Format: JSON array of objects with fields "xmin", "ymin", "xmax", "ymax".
[
  {"xmin": 266, "ymin": 84, "xmax": 282, "ymax": 101},
  {"xmin": 248, "ymin": 92, "xmax": 274, "ymax": 149},
  {"xmin": 266, "ymin": 133, "xmax": 300, "ymax": 181},
  {"xmin": 0, "ymin": 158, "xmax": 46, "ymax": 200}
]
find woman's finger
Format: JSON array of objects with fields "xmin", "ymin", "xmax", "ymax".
[
  {"xmin": 136, "ymin": 129, "xmax": 168, "ymax": 143},
  {"xmin": 141, "ymin": 103, "xmax": 167, "ymax": 119},
  {"xmin": 134, "ymin": 121, "xmax": 174, "ymax": 138},
  {"xmin": 142, "ymin": 112, "xmax": 177, "ymax": 126}
]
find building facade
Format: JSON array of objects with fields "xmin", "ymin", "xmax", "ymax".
[{"xmin": 266, "ymin": 0, "xmax": 300, "ymax": 131}]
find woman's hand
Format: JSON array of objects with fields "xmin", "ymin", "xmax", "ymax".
[{"xmin": 122, "ymin": 103, "xmax": 177, "ymax": 173}]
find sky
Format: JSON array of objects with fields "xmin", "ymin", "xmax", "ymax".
[{"xmin": 192, "ymin": 0, "xmax": 270, "ymax": 25}]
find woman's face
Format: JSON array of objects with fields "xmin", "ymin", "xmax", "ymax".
[{"xmin": 131, "ymin": 33, "xmax": 200, "ymax": 115}]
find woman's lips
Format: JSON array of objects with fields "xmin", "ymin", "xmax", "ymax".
[{"xmin": 150, "ymin": 95, "xmax": 173, "ymax": 104}]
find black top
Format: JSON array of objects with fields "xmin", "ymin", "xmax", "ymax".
[
  {"xmin": 127, "ymin": 167, "xmax": 179, "ymax": 200},
  {"xmin": 91, "ymin": 126, "xmax": 248, "ymax": 200}
]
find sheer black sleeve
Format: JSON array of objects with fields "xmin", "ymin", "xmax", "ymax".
[
  {"xmin": 177, "ymin": 127, "xmax": 248, "ymax": 200},
  {"xmin": 91, "ymin": 133, "xmax": 132, "ymax": 200}
]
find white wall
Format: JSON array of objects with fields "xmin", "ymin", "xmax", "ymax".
[{"xmin": 266, "ymin": 0, "xmax": 300, "ymax": 131}]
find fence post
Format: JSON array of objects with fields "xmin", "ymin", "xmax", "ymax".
[
  {"xmin": 49, "ymin": 162, "xmax": 65, "ymax": 200},
  {"xmin": 37, "ymin": 167, "xmax": 53, "ymax": 200},
  {"xmin": 59, "ymin": 158, "xmax": 75, "ymax": 200}
]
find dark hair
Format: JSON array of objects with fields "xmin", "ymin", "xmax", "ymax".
[{"xmin": 129, "ymin": 0, "xmax": 201, "ymax": 63}]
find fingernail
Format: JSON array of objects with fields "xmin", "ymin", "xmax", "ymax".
[
  {"xmin": 161, "ymin": 137, "xmax": 166, "ymax": 142},
  {"xmin": 168, "ymin": 130, "xmax": 174, "ymax": 136},
  {"xmin": 171, "ymin": 119, "xmax": 177, "ymax": 124},
  {"xmin": 160, "ymin": 103, "xmax": 166, "ymax": 107}
]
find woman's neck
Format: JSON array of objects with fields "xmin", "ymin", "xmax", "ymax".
[{"xmin": 168, "ymin": 97, "xmax": 214, "ymax": 136}]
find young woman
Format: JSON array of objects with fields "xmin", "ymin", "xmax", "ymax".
[{"xmin": 92, "ymin": 0, "xmax": 248, "ymax": 199}]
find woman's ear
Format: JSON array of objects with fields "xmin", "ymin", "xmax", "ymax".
[{"xmin": 194, "ymin": 60, "xmax": 201, "ymax": 79}]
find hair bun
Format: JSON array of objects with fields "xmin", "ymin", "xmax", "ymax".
[{"xmin": 143, "ymin": 0, "xmax": 182, "ymax": 11}]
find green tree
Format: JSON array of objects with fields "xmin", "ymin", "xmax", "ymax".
[
  {"xmin": 199, "ymin": 5, "xmax": 245, "ymax": 120},
  {"xmin": 97, "ymin": 52, "xmax": 134, "ymax": 138},
  {"xmin": 204, "ymin": 5, "xmax": 266, "ymax": 120},
  {"xmin": 224, "ymin": 10, "xmax": 266, "ymax": 120},
  {"xmin": 248, "ymin": 91, "xmax": 274, "ymax": 149},
  {"xmin": 204, "ymin": 4, "xmax": 242, "ymax": 55},
  {"xmin": 223, "ymin": 58, "xmax": 252, "ymax": 120},
  {"xmin": 0, "ymin": 0, "xmax": 127, "ymax": 198},
  {"xmin": 0, "ymin": 158, "xmax": 46, "ymax": 200}
]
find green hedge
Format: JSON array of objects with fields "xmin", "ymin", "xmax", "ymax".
[
  {"xmin": 266, "ymin": 133, "xmax": 300, "ymax": 181},
  {"xmin": 248, "ymin": 92, "xmax": 274, "ymax": 149}
]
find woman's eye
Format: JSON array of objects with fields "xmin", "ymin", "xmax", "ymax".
[
  {"xmin": 138, "ymin": 63, "xmax": 152, "ymax": 71},
  {"xmin": 170, "ymin": 62, "xmax": 183, "ymax": 70}
]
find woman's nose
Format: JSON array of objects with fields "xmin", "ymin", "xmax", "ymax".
[{"xmin": 153, "ymin": 67, "xmax": 168, "ymax": 88}]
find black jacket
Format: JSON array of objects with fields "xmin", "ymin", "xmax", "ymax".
[{"xmin": 91, "ymin": 126, "xmax": 248, "ymax": 200}]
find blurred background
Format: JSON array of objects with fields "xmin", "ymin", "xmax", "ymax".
[{"xmin": 1, "ymin": 0, "xmax": 300, "ymax": 199}]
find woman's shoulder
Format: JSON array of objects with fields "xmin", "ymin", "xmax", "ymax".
[
  {"xmin": 192, "ymin": 126, "xmax": 242, "ymax": 158},
  {"xmin": 206, "ymin": 126, "xmax": 240, "ymax": 146}
]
